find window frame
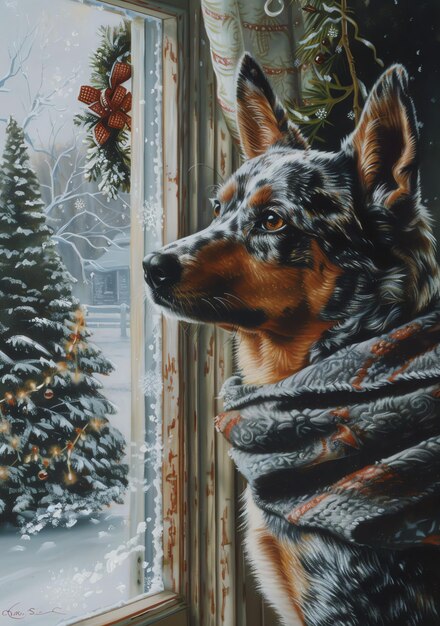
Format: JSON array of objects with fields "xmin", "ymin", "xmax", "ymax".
[
  {"xmin": 65, "ymin": 1, "xmax": 189, "ymax": 624},
  {"xmin": 63, "ymin": 1, "xmax": 262, "ymax": 624},
  {"xmin": 2, "ymin": 0, "xmax": 279, "ymax": 623}
]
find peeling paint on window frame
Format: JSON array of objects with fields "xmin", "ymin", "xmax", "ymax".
[{"xmin": 70, "ymin": 1, "xmax": 271, "ymax": 624}]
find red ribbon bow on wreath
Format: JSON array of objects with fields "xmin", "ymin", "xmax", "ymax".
[{"xmin": 78, "ymin": 61, "xmax": 132, "ymax": 146}]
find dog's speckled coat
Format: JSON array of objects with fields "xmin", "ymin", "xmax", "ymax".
[{"xmin": 144, "ymin": 54, "xmax": 440, "ymax": 625}]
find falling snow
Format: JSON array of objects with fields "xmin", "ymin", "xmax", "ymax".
[
  {"xmin": 141, "ymin": 368, "xmax": 163, "ymax": 398},
  {"xmin": 0, "ymin": 4, "xmax": 165, "ymax": 625},
  {"xmin": 137, "ymin": 200, "xmax": 164, "ymax": 233}
]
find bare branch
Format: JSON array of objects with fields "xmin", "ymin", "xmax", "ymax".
[
  {"xmin": 62, "ymin": 232, "xmax": 110, "ymax": 250},
  {"xmin": 0, "ymin": 28, "xmax": 129, "ymax": 280},
  {"xmin": 21, "ymin": 64, "xmax": 81, "ymax": 152},
  {"xmin": 52, "ymin": 237, "xmax": 96, "ymax": 283},
  {"xmin": 57, "ymin": 210, "xmax": 128, "ymax": 239},
  {"xmin": 0, "ymin": 26, "xmax": 36, "ymax": 93}
]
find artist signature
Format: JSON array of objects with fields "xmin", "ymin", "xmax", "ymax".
[{"xmin": 2, "ymin": 603, "xmax": 65, "ymax": 620}]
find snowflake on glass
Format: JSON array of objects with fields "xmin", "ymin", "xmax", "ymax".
[
  {"xmin": 328, "ymin": 25, "xmax": 339, "ymax": 39},
  {"xmin": 141, "ymin": 369, "xmax": 163, "ymax": 398},
  {"xmin": 315, "ymin": 107, "xmax": 328, "ymax": 120},
  {"xmin": 74, "ymin": 198, "xmax": 85, "ymax": 211},
  {"xmin": 138, "ymin": 200, "xmax": 164, "ymax": 233},
  {"xmin": 336, "ymin": 45, "xmax": 343, "ymax": 54},
  {"xmin": 347, "ymin": 110, "xmax": 355, "ymax": 120}
]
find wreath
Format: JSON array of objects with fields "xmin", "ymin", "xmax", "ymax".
[{"xmin": 75, "ymin": 20, "xmax": 131, "ymax": 200}]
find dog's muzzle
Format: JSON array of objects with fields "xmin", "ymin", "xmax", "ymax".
[{"xmin": 143, "ymin": 252, "xmax": 182, "ymax": 290}]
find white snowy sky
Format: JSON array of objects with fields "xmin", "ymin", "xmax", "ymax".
[{"xmin": 0, "ymin": 0, "xmax": 126, "ymax": 149}]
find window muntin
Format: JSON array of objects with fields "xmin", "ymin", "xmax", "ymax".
[{"xmin": 0, "ymin": 1, "xmax": 165, "ymax": 624}]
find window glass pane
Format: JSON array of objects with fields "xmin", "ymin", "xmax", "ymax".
[
  {"xmin": 0, "ymin": 1, "xmax": 163, "ymax": 623},
  {"xmin": 139, "ymin": 14, "xmax": 163, "ymax": 595}
]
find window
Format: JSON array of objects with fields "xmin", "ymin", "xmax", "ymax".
[
  {"xmin": 0, "ymin": 1, "xmax": 187, "ymax": 624},
  {"xmin": 0, "ymin": 1, "xmax": 242, "ymax": 625}
]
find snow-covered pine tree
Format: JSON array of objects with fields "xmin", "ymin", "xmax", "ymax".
[{"xmin": 0, "ymin": 118, "xmax": 128, "ymax": 527}]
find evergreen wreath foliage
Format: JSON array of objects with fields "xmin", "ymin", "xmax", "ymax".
[{"xmin": 74, "ymin": 19, "xmax": 131, "ymax": 200}]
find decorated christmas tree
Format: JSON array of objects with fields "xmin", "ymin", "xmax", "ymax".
[{"xmin": 0, "ymin": 118, "xmax": 128, "ymax": 528}]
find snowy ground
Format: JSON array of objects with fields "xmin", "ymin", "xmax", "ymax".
[
  {"xmin": 0, "ymin": 513, "xmax": 135, "ymax": 626},
  {"xmin": 92, "ymin": 326, "xmax": 132, "ymax": 446},
  {"xmin": 0, "ymin": 327, "xmax": 157, "ymax": 626}
]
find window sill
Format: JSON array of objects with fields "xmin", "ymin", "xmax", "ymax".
[{"xmin": 64, "ymin": 591, "xmax": 187, "ymax": 626}]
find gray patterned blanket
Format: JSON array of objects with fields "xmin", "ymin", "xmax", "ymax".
[{"xmin": 216, "ymin": 306, "xmax": 440, "ymax": 550}]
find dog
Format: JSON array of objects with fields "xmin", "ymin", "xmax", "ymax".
[{"xmin": 144, "ymin": 54, "xmax": 440, "ymax": 625}]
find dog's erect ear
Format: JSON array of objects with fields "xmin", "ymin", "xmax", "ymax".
[
  {"xmin": 236, "ymin": 53, "xmax": 308, "ymax": 159},
  {"xmin": 346, "ymin": 65, "xmax": 419, "ymax": 207}
]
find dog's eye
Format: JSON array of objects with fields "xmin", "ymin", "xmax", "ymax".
[
  {"xmin": 211, "ymin": 199, "xmax": 221, "ymax": 218},
  {"xmin": 261, "ymin": 211, "xmax": 286, "ymax": 232}
]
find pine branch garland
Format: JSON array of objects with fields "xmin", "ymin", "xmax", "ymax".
[{"xmin": 289, "ymin": 0, "xmax": 383, "ymax": 144}]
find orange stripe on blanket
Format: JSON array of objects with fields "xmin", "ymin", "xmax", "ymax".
[
  {"xmin": 287, "ymin": 493, "xmax": 328, "ymax": 524},
  {"xmin": 214, "ymin": 410, "xmax": 242, "ymax": 440}
]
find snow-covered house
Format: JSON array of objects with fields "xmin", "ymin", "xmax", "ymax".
[{"xmin": 85, "ymin": 233, "xmax": 130, "ymax": 305}]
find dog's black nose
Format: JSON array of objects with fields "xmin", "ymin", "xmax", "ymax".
[{"xmin": 143, "ymin": 253, "xmax": 181, "ymax": 289}]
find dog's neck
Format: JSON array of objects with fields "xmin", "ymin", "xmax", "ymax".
[
  {"xmin": 236, "ymin": 320, "xmax": 333, "ymax": 385},
  {"xmin": 235, "ymin": 276, "xmax": 440, "ymax": 386},
  {"xmin": 235, "ymin": 240, "xmax": 342, "ymax": 385}
]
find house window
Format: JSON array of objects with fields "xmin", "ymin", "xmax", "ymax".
[{"xmin": 0, "ymin": 1, "xmax": 182, "ymax": 624}]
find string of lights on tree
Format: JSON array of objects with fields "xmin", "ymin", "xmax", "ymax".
[
  {"xmin": 0, "ymin": 309, "xmax": 105, "ymax": 486},
  {"xmin": 289, "ymin": 0, "xmax": 383, "ymax": 143},
  {"xmin": 75, "ymin": 19, "xmax": 131, "ymax": 200},
  {"xmin": 0, "ymin": 116, "xmax": 127, "ymax": 526}
]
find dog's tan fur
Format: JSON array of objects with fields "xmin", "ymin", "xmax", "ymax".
[
  {"xmin": 176, "ymin": 236, "xmax": 341, "ymax": 385},
  {"xmin": 244, "ymin": 489, "xmax": 308, "ymax": 625},
  {"xmin": 228, "ymin": 62, "xmax": 428, "ymax": 625},
  {"xmin": 235, "ymin": 239, "xmax": 337, "ymax": 623},
  {"xmin": 144, "ymin": 56, "xmax": 440, "ymax": 625},
  {"xmin": 234, "ymin": 240, "xmax": 341, "ymax": 384}
]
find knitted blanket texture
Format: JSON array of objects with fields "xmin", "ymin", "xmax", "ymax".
[{"xmin": 216, "ymin": 306, "xmax": 440, "ymax": 550}]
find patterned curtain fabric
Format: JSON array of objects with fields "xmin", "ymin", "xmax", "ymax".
[{"xmin": 201, "ymin": 0, "xmax": 304, "ymax": 141}]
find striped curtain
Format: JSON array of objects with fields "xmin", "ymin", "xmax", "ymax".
[{"xmin": 200, "ymin": 0, "xmax": 304, "ymax": 142}]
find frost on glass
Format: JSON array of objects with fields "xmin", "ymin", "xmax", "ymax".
[{"xmin": 0, "ymin": 0, "xmax": 164, "ymax": 623}]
